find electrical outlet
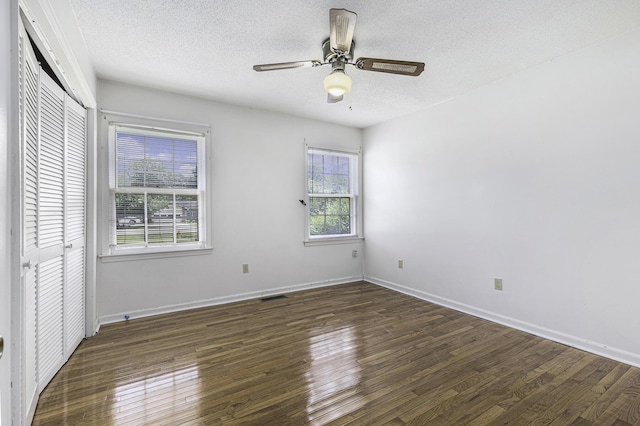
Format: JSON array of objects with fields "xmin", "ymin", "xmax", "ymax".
[
  {"xmin": 398, "ymin": 259, "xmax": 404, "ymax": 269},
  {"xmin": 242, "ymin": 264, "xmax": 249, "ymax": 274},
  {"xmin": 494, "ymin": 278, "xmax": 503, "ymax": 291},
  {"xmin": 352, "ymin": 250, "xmax": 358, "ymax": 258}
]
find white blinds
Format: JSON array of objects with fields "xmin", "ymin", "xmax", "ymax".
[{"xmin": 115, "ymin": 131, "xmax": 198, "ymax": 189}]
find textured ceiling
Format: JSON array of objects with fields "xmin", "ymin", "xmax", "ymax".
[{"xmin": 68, "ymin": 1, "xmax": 640, "ymax": 128}]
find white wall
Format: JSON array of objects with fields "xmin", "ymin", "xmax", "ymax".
[
  {"xmin": 363, "ymin": 28, "xmax": 640, "ymax": 366},
  {"xmin": 97, "ymin": 80, "xmax": 363, "ymax": 323}
]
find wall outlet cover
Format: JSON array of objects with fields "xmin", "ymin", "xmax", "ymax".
[{"xmin": 494, "ymin": 278, "xmax": 503, "ymax": 291}]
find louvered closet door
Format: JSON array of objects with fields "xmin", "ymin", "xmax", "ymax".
[
  {"xmin": 19, "ymin": 21, "xmax": 87, "ymax": 406},
  {"xmin": 19, "ymin": 23, "xmax": 40, "ymax": 413},
  {"xmin": 64, "ymin": 97, "xmax": 86, "ymax": 355},
  {"xmin": 37, "ymin": 71, "xmax": 66, "ymax": 390}
]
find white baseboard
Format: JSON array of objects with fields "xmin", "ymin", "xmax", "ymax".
[
  {"xmin": 98, "ymin": 275, "xmax": 363, "ymax": 325},
  {"xmin": 366, "ymin": 275, "xmax": 640, "ymax": 369}
]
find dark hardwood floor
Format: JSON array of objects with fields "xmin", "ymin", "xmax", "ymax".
[{"xmin": 32, "ymin": 281, "xmax": 640, "ymax": 425}]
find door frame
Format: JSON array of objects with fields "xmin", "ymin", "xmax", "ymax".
[{"xmin": 2, "ymin": 1, "xmax": 18, "ymax": 425}]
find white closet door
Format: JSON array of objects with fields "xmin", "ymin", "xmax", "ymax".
[
  {"xmin": 36, "ymin": 71, "xmax": 66, "ymax": 391},
  {"xmin": 64, "ymin": 98, "xmax": 86, "ymax": 356},
  {"xmin": 18, "ymin": 25, "xmax": 39, "ymax": 415},
  {"xmin": 19, "ymin": 21, "xmax": 87, "ymax": 410}
]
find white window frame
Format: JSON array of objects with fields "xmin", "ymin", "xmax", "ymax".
[
  {"xmin": 99, "ymin": 110, "xmax": 212, "ymax": 260},
  {"xmin": 304, "ymin": 144, "xmax": 363, "ymax": 246}
]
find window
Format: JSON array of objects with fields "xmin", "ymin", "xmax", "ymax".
[
  {"xmin": 305, "ymin": 146, "xmax": 362, "ymax": 244},
  {"xmin": 102, "ymin": 116, "xmax": 210, "ymax": 257}
]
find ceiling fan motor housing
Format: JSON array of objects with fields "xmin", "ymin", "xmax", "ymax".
[{"xmin": 323, "ymin": 38, "xmax": 354, "ymax": 64}]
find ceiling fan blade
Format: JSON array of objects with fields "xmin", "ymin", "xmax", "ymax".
[
  {"xmin": 327, "ymin": 93, "xmax": 343, "ymax": 103},
  {"xmin": 355, "ymin": 57, "xmax": 425, "ymax": 76},
  {"xmin": 253, "ymin": 60, "xmax": 322, "ymax": 72},
  {"xmin": 329, "ymin": 9, "xmax": 357, "ymax": 54}
]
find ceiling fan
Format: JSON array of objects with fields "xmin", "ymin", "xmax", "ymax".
[{"xmin": 253, "ymin": 8, "xmax": 425, "ymax": 103}]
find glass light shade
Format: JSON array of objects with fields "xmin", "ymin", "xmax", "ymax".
[{"xmin": 323, "ymin": 71, "xmax": 352, "ymax": 96}]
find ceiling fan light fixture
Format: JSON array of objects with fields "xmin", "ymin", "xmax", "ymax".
[
  {"xmin": 323, "ymin": 70, "xmax": 352, "ymax": 96},
  {"xmin": 252, "ymin": 8, "xmax": 425, "ymax": 104}
]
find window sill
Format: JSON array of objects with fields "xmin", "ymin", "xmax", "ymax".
[
  {"xmin": 303, "ymin": 236, "xmax": 364, "ymax": 247},
  {"xmin": 99, "ymin": 246, "xmax": 213, "ymax": 263}
]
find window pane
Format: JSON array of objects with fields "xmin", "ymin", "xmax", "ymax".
[
  {"xmin": 115, "ymin": 193, "xmax": 145, "ymax": 246},
  {"xmin": 310, "ymin": 215, "xmax": 325, "ymax": 236},
  {"xmin": 339, "ymin": 198, "xmax": 350, "ymax": 215},
  {"xmin": 323, "ymin": 154, "xmax": 337, "ymax": 174},
  {"xmin": 340, "ymin": 215, "xmax": 351, "ymax": 232},
  {"xmin": 116, "ymin": 132, "xmax": 197, "ymax": 189},
  {"xmin": 308, "ymin": 152, "xmax": 350, "ymax": 195},
  {"xmin": 309, "ymin": 196, "xmax": 351, "ymax": 236},
  {"xmin": 310, "ymin": 198, "xmax": 324, "ymax": 216},
  {"xmin": 176, "ymin": 195, "xmax": 199, "ymax": 242},
  {"xmin": 325, "ymin": 198, "xmax": 340, "ymax": 215},
  {"xmin": 145, "ymin": 162, "xmax": 171, "ymax": 188},
  {"xmin": 311, "ymin": 153, "xmax": 323, "ymax": 173},
  {"xmin": 338, "ymin": 156, "xmax": 350, "ymax": 176},
  {"xmin": 116, "ymin": 134, "xmax": 145, "ymax": 187},
  {"xmin": 312, "ymin": 172, "xmax": 323, "ymax": 194},
  {"xmin": 148, "ymin": 194, "xmax": 174, "ymax": 245},
  {"xmin": 323, "ymin": 174, "xmax": 335, "ymax": 193},
  {"xmin": 145, "ymin": 136, "xmax": 174, "ymax": 188},
  {"xmin": 337, "ymin": 175, "xmax": 349, "ymax": 194},
  {"xmin": 325, "ymin": 215, "xmax": 340, "ymax": 234},
  {"xmin": 114, "ymin": 192, "xmax": 200, "ymax": 248},
  {"xmin": 174, "ymin": 139, "xmax": 198, "ymax": 188}
]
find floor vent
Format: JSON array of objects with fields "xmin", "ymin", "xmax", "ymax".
[{"xmin": 260, "ymin": 294, "xmax": 287, "ymax": 302}]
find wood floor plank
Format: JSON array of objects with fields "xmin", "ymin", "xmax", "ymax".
[{"xmin": 31, "ymin": 281, "xmax": 640, "ymax": 425}]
